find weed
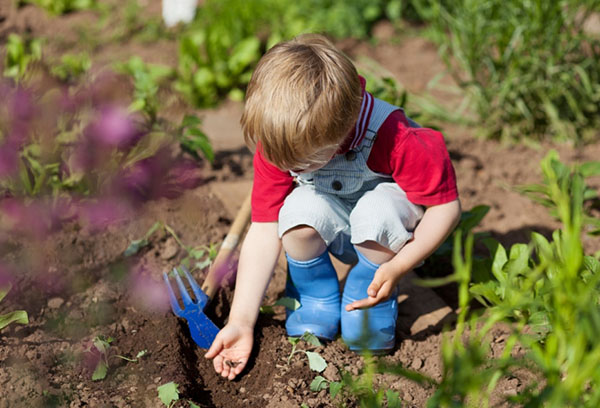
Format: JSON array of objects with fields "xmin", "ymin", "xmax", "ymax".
[{"xmin": 85, "ymin": 335, "xmax": 147, "ymax": 381}]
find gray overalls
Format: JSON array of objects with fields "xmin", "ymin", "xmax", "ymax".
[{"xmin": 278, "ymin": 98, "xmax": 424, "ymax": 264}]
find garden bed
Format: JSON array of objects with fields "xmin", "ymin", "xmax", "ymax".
[{"xmin": 1, "ymin": 2, "xmax": 599, "ymax": 407}]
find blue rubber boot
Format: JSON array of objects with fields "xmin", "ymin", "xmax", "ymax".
[
  {"xmin": 341, "ymin": 250, "xmax": 398, "ymax": 354},
  {"xmin": 285, "ymin": 251, "xmax": 340, "ymax": 340}
]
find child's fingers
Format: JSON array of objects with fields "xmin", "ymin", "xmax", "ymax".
[
  {"xmin": 345, "ymin": 295, "xmax": 378, "ymax": 310},
  {"xmin": 212, "ymin": 354, "xmax": 224, "ymax": 374},
  {"xmin": 204, "ymin": 336, "xmax": 223, "ymax": 359}
]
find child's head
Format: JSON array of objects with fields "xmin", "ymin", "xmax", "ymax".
[{"xmin": 241, "ymin": 34, "xmax": 362, "ymax": 171}]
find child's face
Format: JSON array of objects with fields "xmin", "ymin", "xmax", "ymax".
[{"xmin": 291, "ymin": 144, "xmax": 340, "ymax": 174}]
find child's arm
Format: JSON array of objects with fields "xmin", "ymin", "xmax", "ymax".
[
  {"xmin": 205, "ymin": 221, "xmax": 281, "ymax": 380},
  {"xmin": 346, "ymin": 198, "xmax": 461, "ymax": 310}
]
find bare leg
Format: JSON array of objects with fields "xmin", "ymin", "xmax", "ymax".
[
  {"xmin": 281, "ymin": 225, "xmax": 327, "ymax": 261},
  {"xmin": 354, "ymin": 240, "xmax": 395, "ymax": 265}
]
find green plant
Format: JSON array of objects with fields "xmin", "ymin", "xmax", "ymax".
[
  {"xmin": 177, "ymin": 115, "xmax": 214, "ymax": 163},
  {"xmin": 174, "ymin": 0, "xmax": 401, "ymax": 108},
  {"xmin": 429, "ymin": 150, "xmax": 600, "ymax": 406},
  {"xmin": 0, "ymin": 283, "xmax": 29, "ymax": 330},
  {"xmin": 50, "ymin": 53, "xmax": 91, "ymax": 83},
  {"xmin": 124, "ymin": 222, "xmax": 217, "ymax": 272},
  {"xmin": 86, "ymin": 335, "xmax": 147, "ymax": 381},
  {"xmin": 287, "ymin": 331, "xmax": 327, "ymax": 373},
  {"xmin": 114, "ymin": 57, "xmax": 175, "ymax": 122},
  {"xmin": 19, "ymin": 0, "xmax": 98, "ymax": 15},
  {"xmin": 516, "ymin": 152, "xmax": 600, "ymax": 236},
  {"xmin": 157, "ymin": 382, "xmax": 179, "ymax": 408},
  {"xmin": 417, "ymin": 0, "xmax": 600, "ymax": 143},
  {"xmin": 3, "ymin": 34, "xmax": 42, "ymax": 83}
]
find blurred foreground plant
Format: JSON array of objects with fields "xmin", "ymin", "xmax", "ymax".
[
  {"xmin": 0, "ymin": 283, "xmax": 29, "ymax": 330},
  {"xmin": 322, "ymin": 150, "xmax": 600, "ymax": 406},
  {"xmin": 0, "ymin": 78, "xmax": 204, "ymax": 238}
]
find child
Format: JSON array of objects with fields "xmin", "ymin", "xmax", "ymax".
[{"xmin": 205, "ymin": 34, "xmax": 461, "ymax": 380}]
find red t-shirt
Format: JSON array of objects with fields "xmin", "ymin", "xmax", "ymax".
[{"xmin": 251, "ymin": 86, "xmax": 458, "ymax": 222}]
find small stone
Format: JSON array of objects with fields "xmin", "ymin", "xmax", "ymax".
[
  {"xmin": 263, "ymin": 394, "xmax": 270, "ymax": 400},
  {"xmin": 121, "ymin": 318, "xmax": 130, "ymax": 332},
  {"xmin": 161, "ymin": 238, "xmax": 179, "ymax": 260},
  {"xmin": 153, "ymin": 377, "xmax": 161, "ymax": 383},
  {"xmin": 239, "ymin": 387, "xmax": 246, "ymax": 393},
  {"xmin": 323, "ymin": 364, "xmax": 340, "ymax": 382},
  {"xmin": 48, "ymin": 297, "xmax": 64, "ymax": 309},
  {"xmin": 410, "ymin": 357, "xmax": 423, "ymax": 370}
]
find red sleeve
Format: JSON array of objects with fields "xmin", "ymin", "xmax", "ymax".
[
  {"xmin": 368, "ymin": 111, "xmax": 458, "ymax": 206},
  {"xmin": 251, "ymin": 144, "xmax": 295, "ymax": 222}
]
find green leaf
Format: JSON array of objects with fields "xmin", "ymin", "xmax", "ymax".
[
  {"xmin": 0, "ymin": 283, "xmax": 11, "ymax": 303},
  {"xmin": 259, "ymin": 305, "xmax": 275, "ymax": 314},
  {"xmin": 329, "ymin": 381, "xmax": 342, "ymax": 398},
  {"xmin": 301, "ymin": 332, "xmax": 322, "ymax": 347},
  {"xmin": 136, "ymin": 349, "xmax": 148, "ymax": 359},
  {"xmin": 386, "ymin": 389, "xmax": 402, "ymax": 408},
  {"xmin": 157, "ymin": 382, "xmax": 179, "ymax": 406},
  {"xmin": 305, "ymin": 351, "xmax": 327, "ymax": 372},
  {"xmin": 309, "ymin": 375, "xmax": 329, "ymax": 391},
  {"xmin": 181, "ymin": 115, "xmax": 203, "ymax": 128},
  {"xmin": 0, "ymin": 310, "xmax": 29, "ymax": 330},
  {"xmin": 92, "ymin": 360, "xmax": 108, "ymax": 381},
  {"xmin": 123, "ymin": 239, "xmax": 148, "ymax": 257},
  {"xmin": 189, "ymin": 402, "xmax": 201, "ymax": 408},
  {"xmin": 579, "ymin": 161, "xmax": 600, "ymax": 178},
  {"xmin": 274, "ymin": 297, "xmax": 301, "ymax": 311}
]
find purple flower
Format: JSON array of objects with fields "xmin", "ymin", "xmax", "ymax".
[
  {"xmin": 77, "ymin": 198, "xmax": 132, "ymax": 231},
  {"xmin": 0, "ymin": 144, "xmax": 18, "ymax": 178},
  {"xmin": 128, "ymin": 266, "xmax": 170, "ymax": 313},
  {"xmin": 88, "ymin": 107, "xmax": 139, "ymax": 148},
  {"xmin": 11, "ymin": 88, "xmax": 34, "ymax": 120},
  {"xmin": 0, "ymin": 197, "xmax": 76, "ymax": 238}
]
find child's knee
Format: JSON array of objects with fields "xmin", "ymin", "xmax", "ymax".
[{"xmin": 281, "ymin": 225, "xmax": 326, "ymax": 260}]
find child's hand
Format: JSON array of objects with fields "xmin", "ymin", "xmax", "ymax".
[
  {"xmin": 205, "ymin": 322, "xmax": 254, "ymax": 380},
  {"xmin": 344, "ymin": 262, "xmax": 399, "ymax": 311}
]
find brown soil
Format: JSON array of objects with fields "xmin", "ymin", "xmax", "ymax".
[{"xmin": 1, "ymin": 3, "xmax": 599, "ymax": 408}]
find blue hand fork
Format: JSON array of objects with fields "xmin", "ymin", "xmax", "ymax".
[{"xmin": 163, "ymin": 192, "xmax": 252, "ymax": 349}]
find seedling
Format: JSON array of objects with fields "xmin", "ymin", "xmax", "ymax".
[
  {"xmin": 259, "ymin": 296, "xmax": 300, "ymax": 314},
  {"xmin": 157, "ymin": 382, "xmax": 179, "ymax": 408},
  {"xmin": 287, "ymin": 331, "xmax": 327, "ymax": 373},
  {"xmin": 114, "ymin": 56, "xmax": 174, "ymax": 122},
  {"xmin": 178, "ymin": 114, "xmax": 214, "ymax": 163},
  {"xmin": 124, "ymin": 222, "xmax": 217, "ymax": 272},
  {"xmin": 3, "ymin": 34, "xmax": 42, "ymax": 83},
  {"xmin": 86, "ymin": 335, "xmax": 147, "ymax": 381},
  {"xmin": 50, "ymin": 53, "xmax": 91, "ymax": 83},
  {"xmin": 0, "ymin": 283, "xmax": 29, "ymax": 330}
]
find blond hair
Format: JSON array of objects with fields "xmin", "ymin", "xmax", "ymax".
[{"xmin": 241, "ymin": 34, "xmax": 362, "ymax": 170}]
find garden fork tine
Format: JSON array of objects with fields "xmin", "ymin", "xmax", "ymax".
[
  {"xmin": 163, "ymin": 268, "xmax": 184, "ymax": 316},
  {"xmin": 162, "ymin": 267, "xmax": 220, "ymax": 348},
  {"xmin": 162, "ymin": 191, "xmax": 252, "ymax": 349}
]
